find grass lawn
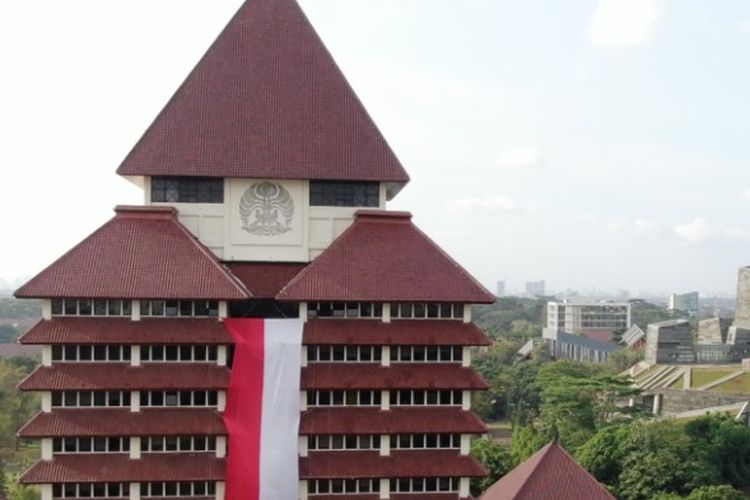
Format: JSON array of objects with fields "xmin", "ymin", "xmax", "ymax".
[
  {"xmin": 691, "ymin": 368, "xmax": 738, "ymax": 388},
  {"xmin": 668, "ymin": 375, "xmax": 684, "ymax": 389},
  {"xmin": 634, "ymin": 365, "xmax": 660, "ymax": 383},
  {"xmin": 711, "ymin": 372, "xmax": 750, "ymax": 394}
]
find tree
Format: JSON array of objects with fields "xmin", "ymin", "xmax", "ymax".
[
  {"xmin": 470, "ymin": 438, "xmax": 513, "ymax": 496},
  {"xmin": 0, "ymin": 358, "xmax": 39, "ymax": 450},
  {"xmin": 605, "ymin": 348, "xmax": 645, "ymax": 373},
  {"xmin": 5, "ymin": 477, "xmax": 40, "ymax": 500}
]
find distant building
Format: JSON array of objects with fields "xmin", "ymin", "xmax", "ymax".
[
  {"xmin": 496, "ymin": 281, "xmax": 506, "ymax": 297},
  {"xmin": 668, "ymin": 291, "xmax": 699, "ymax": 316},
  {"xmin": 697, "ymin": 317, "xmax": 731, "ymax": 345},
  {"xmin": 620, "ymin": 325, "xmax": 646, "ymax": 349},
  {"xmin": 645, "ymin": 320, "xmax": 695, "ymax": 364},
  {"xmin": 546, "ymin": 300, "xmax": 631, "ymax": 335},
  {"xmin": 543, "ymin": 328, "xmax": 621, "ymax": 363},
  {"xmin": 735, "ymin": 267, "xmax": 750, "ymax": 329},
  {"xmin": 525, "ymin": 281, "xmax": 545, "ymax": 297},
  {"xmin": 480, "ymin": 442, "xmax": 615, "ymax": 500}
]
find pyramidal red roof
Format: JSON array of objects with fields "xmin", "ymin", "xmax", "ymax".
[
  {"xmin": 117, "ymin": 0, "xmax": 408, "ymax": 184},
  {"xmin": 277, "ymin": 211, "xmax": 494, "ymax": 303},
  {"xmin": 15, "ymin": 206, "xmax": 250, "ymax": 300},
  {"xmin": 481, "ymin": 442, "xmax": 614, "ymax": 500}
]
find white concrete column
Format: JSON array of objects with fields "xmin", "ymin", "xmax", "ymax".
[
  {"xmin": 299, "ymin": 302, "xmax": 308, "ymax": 321},
  {"xmin": 215, "ymin": 481, "xmax": 226, "ymax": 500},
  {"xmin": 218, "ymin": 390, "xmax": 227, "ymax": 412},
  {"xmin": 298, "ymin": 434, "xmax": 308, "ymax": 458},
  {"xmin": 131, "ymin": 346, "xmax": 141, "ymax": 367},
  {"xmin": 298, "ymin": 481, "xmax": 309, "ymax": 500},
  {"xmin": 40, "ymin": 484, "xmax": 53, "ymax": 500},
  {"xmin": 461, "ymin": 346, "xmax": 471, "ymax": 368},
  {"xmin": 216, "ymin": 436, "xmax": 227, "ymax": 458},
  {"xmin": 300, "ymin": 391, "xmax": 308, "ymax": 411},
  {"xmin": 42, "ymin": 300, "xmax": 52, "ymax": 320},
  {"xmin": 379, "ymin": 434, "xmax": 390, "ymax": 456},
  {"xmin": 219, "ymin": 301, "xmax": 228, "ymax": 320},
  {"xmin": 379, "ymin": 478, "xmax": 391, "ymax": 499},
  {"xmin": 381, "ymin": 346, "xmax": 390, "ymax": 367},
  {"xmin": 462, "ymin": 390, "xmax": 471, "ymax": 411},
  {"xmin": 460, "ymin": 434, "xmax": 471, "ymax": 456},
  {"xmin": 217, "ymin": 345, "xmax": 227, "ymax": 367},
  {"xmin": 131, "ymin": 391, "xmax": 140, "ymax": 413},
  {"xmin": 129, "ymin": 482, "xmax": 140, "ymax": 500},
  {"xmin": 381, "ymin": 390, "xmax": 390, "ymax": 410},
  {"xmin": 41, "ymin": 345, "xmax": 52, "ymax": 367},
  {"xmin": 41, "ymin": 392, "xmax": 52, "ymax": 413},
  {"xmin": 459, "ymin": 477, "xmax": 471, "ymax": 498},
  {"xmin": 652, "ymin": 394, "xmax": 661, "ymax": 415},
  {"xmin": 129, "ymin": 437, "xmax": 141, "ymax": 459},
  {"xmin": 301, "ymin": 346, "xmax": 308, "ymax": 368},
  {"xmin": 463, "ymin": 306, "xmax": 472, "ymax": 324},
  {"xmin": 41, "ymin": 438, "xmax": 53, "ymax": 460},
  {"xmin": 382, "ymin": 303, "xmax": 391, "ymax": 323},
  {"xmin": 132, "ymin": 300, "xmax": 141, "ymax": 321}
]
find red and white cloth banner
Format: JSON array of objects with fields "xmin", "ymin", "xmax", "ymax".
[{"xmin": 223, "ymin": 318, "xmax": 304, "ymax": 500}]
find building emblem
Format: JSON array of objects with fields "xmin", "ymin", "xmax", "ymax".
[{"xmin": 239, "ymin": 182, "xmax": 295, "ymax": 236}]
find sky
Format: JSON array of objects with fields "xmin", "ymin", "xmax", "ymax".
[{"xmin": 1, "ymin": 0, "xmax": 749, "ymax": 296}]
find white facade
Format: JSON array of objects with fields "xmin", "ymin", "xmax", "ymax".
[{"xmin": 547, "ymin": 300, "xmax": 631, "ymax": 334}]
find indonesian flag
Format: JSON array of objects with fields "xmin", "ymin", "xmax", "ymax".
[{"xmin": 223, "ymin": 319, "xmax": 304, "ymax": 500}]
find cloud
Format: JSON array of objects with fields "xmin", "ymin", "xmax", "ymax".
[
  {"xmin": 634, "ymin": 218, "xmax": 659, "ymax": 234},
  {"xmin": 495, "ymin": 148, "xmax": 543, "ymax": 169},
  {"xmin": 673, "ymin": 217, "xmax": 711, "ymax": 242},
  {"xmin": 741, "ymin": 20, "xmax": 750, "ymax": 33},
  {"xmin": 743, "ymin": 188, "xmax": 750, "ymax": 201},
  {"xmin": 445, "ymin": 196, "xmax": 537, "ymax": 216},
  {"xmin": 589, "ymin": 0, "xmax": 664, "ymax": 47}
]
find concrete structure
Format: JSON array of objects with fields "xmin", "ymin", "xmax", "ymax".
[
  {"xmin": 543, "ymin": 328, "xmax": 621, "ymax": 363},
  {"xmin": 13, "ymin": 1, "xmax": 493, "ymax": 498},
  {"xmin": 668, "ymin": 291, "xmax": 699, "ymax": 317},
  {"xmin": 496, "ymin": 281, "xmax": 506, "ymax": 297},
  {"xmin": 736, "ymin": 267, "xmax": 750, "ymax": 329},
  {"xmin": 546, "ymin": 300, "xmax": 631, "ymax": 335},
  {"xmin": 645, "ymin": 320, "xmax": 694, "ymax": 364},
  {"xmin": 620, "ymin": 325, "xmax": 646, "ymax": 349},
  {"xmin": 697, "ymin": 317, "xmax": 731, "ymax": 345},
  {"xmin": 525, "ymin": 281, "xmax": 545, "ymax": 297}
]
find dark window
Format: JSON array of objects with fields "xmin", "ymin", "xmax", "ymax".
[
  {"xmin": 310, "ymin": 181, "xmax": 379, "ymax": 207},
  {"xmin": 151, "ymin": 176, "xmax": 224, "ymax": 203}
]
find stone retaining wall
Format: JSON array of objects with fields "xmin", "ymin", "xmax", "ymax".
[{"xmin": 650, "ymin": 388, "xmax": 749, "ymax": 416}]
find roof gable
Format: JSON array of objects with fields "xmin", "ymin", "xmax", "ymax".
[
  {"xmin": 481, "ymin": 442, "xmax": 614, "ymax": 500},
  {"xmin": 15, "ymin": 206, "xmax": 250, "ymax": 300},
  {"xmin": 276, "ymin": 211, "xmax": 494, "ymax": 303},
  {"xmin": 117, "ymin": 0, "xmax": 408, "ymax": 184}
]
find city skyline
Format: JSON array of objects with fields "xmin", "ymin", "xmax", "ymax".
[{"xmin": 2, "ymin": 0, "xmax": 750, "ymax": 293}]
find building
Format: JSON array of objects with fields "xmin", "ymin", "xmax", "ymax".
[
  {"xmin": 736, "ymin": 267, "xmax": 750, "ymax": 329},
  {"xmin": 620, "ymin": 325, "xmax": 646, "ymax": 350},
  {"xmin": 546, "ymin": 300, "xmax": 631, "ymax": 335},
  {"xmin": 14, "ymin": 1, "xmax": 494, "ymax": 499},
  {"xmin": 496, "ymin": 281, "xmax": 506, "ymax": 297},
  {"xmin": 668, "ymin": 291, "xmax": 699, "ymax": 316},
  {"xmin": 480, "ymin": 442, "xmax": 614, "ymax": 500},
  {"xmin": 525, "ymin": 281, "xmax": 545, "ymax": 297},
  {"xmin": 543, "ymin": 329, "xmax": 621, "ymax": 363},
  {"xmin": 645, "ymin": 320, "xmax": 695, "ymax": 364}
]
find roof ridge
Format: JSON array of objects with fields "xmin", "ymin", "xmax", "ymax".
[{"xmin": 511, "ymin": 441, "xmax": 556, "ymax": 499}]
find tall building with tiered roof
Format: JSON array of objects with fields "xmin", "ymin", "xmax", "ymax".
[{"xmin": 15, "ymin": 0, "xmax": 494, "ymax": 498}]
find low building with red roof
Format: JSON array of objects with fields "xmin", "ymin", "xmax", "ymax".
[
  {"xmin": 481, "ymin": 442, "xmax": 615, "ymax": 500},
  {"xmin": 15, "ymin": 0, "xmax": 494, "ymax": 498}
]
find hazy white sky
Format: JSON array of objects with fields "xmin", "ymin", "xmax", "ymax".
[{"xmin": 1, "ymin": 0, "xmax": 749, "ymax": 295}]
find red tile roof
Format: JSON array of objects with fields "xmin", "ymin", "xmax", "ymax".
[
  {"xmin": 303, "ymin": 320, "xmax": 491, "ymax": 346},
  {"xmin": 19, "ymin": 409, "xmax": 226, "ymax": 438},
  {"xmin": 226, "ymin": 262, "xmax": 307, "ymax": 299},
  {"xmin": 116, "ymin": 0, "xmax": 408, "ymax": 185},
  {"xmin": 300, "ymin": 408, "xmax": 486, "ymax": 435},
  {"xmin": 480, "ymin": 442, "xmax": 614, "ymax": 500},
  {"xmin": 15, "ymin": 207, "xmax": 250, "ymax": 300},
  {"xmin": 583, "ymin": 330, "xmax": 614, "ymax": 343},
  {"xmin": 19, "ymin": 318, "xmax": 232, "ymax": 345},
  {"xmin": 21, "ymin": 453, "xmax": 225, "ymax": 484},
  {"xmin": 302, "ymin": 364, "xmax": 487, "ymax": 390},
  {"xmin": 300, "ymin": 450, "xmax": 486, "ymax": 479},
  {"xmin": 277, "ymin": 212, "xmax": 495, "ymax": 303},
  {"xmin": 19, "ymin": 364, "xmax": 229, "ymax": 391}
]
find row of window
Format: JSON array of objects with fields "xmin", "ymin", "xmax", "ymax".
[
  {"xmin": 140, "ymin": 481, "xmax": 216, "ymax": 497},
  {"xmin": 306, "ymin": 302, "xmax": 466, "ymax": 319},
  {"xmin": 141, "ymin": 344, "xmax": 218, "ymax": 362},
  {"xmin": 390, "ymin": 345, "xmax": 463, "ymax": 363},
  {"xmin": 53, "ymin": 437, "xmax": 129, "ymax": 454},
  {"xmin": 151, "ymin": 178, "xmax": 380, "ymax": 207},
  {"xmin": 306, "ymin": 390, "xmax": 463, "ymax": 407},
  {"xmin": 307, "ymin": 433, "xmax": 460, "ymax": 451},
  {"xmin": 141, "ymin": 300, "xmax": 219, "ymax": 317},
  {"xmin": 306, "ymin": 345, "xmax": 464, "ymax": 363},
  {"xmin": 51, "ymin": 299, "xmax": 131, "ymax": 317},
  {"xmin": 141, "ymin": 435, "xmax": 217, "ymax": 452},
  {"xmin": 391, "ymin": 433, "xmax": 461, "ymax": 450},
  {"xmin": 307, "ymin": 478, "xmax": 460, "ymax": 495},
  {"xmin": 52, "ymin": 345, "xmax": 131, "ymax": 362},
  {"xmin": 51, "ymin": 391, "xmax": 219, "ymax": 408},
  {"xmin": 52, "ymin": 483, "xmax": 128, "ymax": 498}
]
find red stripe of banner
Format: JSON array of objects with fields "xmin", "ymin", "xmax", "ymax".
[{"xmin": 223, "ymin": 319, "xmax": 265, "ymax": 500}]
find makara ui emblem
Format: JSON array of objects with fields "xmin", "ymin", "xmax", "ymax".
[{"xmin": 239, "ymin": 182, "xmax": 295, "ymax": 236}]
